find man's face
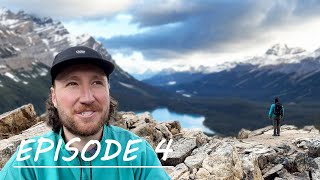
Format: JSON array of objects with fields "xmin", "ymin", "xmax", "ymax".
[{"xmin": 51, "ymin": 64, "xmax": 110, "ymax": 137}]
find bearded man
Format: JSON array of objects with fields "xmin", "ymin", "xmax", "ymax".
[{"xmin": 0, "ymin": 46, "xmax": 171, "ymax": 180}]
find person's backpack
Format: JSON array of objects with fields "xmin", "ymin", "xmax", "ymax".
[{"xmin": 273, "ymin": 102, "xmax": 283, "ymax": 116}]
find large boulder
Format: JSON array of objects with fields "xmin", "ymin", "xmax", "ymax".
[
  {"xmin": 294, "ymin": 138, "xmax": 320, "ymax": 157},
  {"xmin": 202, "ymin": 143, "xmax": 243, "ymax": 180},
  {"xmin": 0, "ymin": 122, "xmax": 51, "ymax": 168},
  {"xmin": 163, "ymin": 136, "xmax": 197, "ymax": 166},
  {"xmin": 162, "ymin": 121, "xmax": 181, "ymax": 135},
  {"xmin": 111, "ymin": 112, "xmax": 173, "ymax": 149},
  {"xmin": 241, "ymin": 153, "xmax": 263, "ymax": 180},
  {"xmin": 237, "ymin": 128, "xmax": 251, "ymax": 139},
  {"xmin": 0, "ymin": 104, "xmax": 38, "ymax": 137},
  {"xmin": 262, "ymin": 164, "xmax": 283, "ymax": 180},
  {"xmin": 169, "ymin": 163, "xmax": 188, "ymax": 180},
  {"xmin": 312, "ymin": 157, "xmax": 320, "ymax": 180},
  {"xmin": 294, "ymin": 152, "xmax": 318, "ymax": 172}
]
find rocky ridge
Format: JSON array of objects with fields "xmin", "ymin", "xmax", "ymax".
[
  {"xmin": 0, "ymin": 8, "xmax": 179, "ymax": 116},
  {"xmin": 0, "ymin": 104, "xmax": 319, "ymax": 179},
  {"xmin": 0, "ymin": 7, "xmax": 109, "ymax": 71}
]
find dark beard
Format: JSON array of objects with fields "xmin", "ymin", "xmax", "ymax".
[
  {"xmin": 62, "ymin": 115, "xmax": 106, "ymax": 137},
  {"xmin": 58, "ymin": 107, "xmax": 109, "ymax": 137}
]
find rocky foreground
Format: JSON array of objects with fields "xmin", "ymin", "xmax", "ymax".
[{"xmin": 0, "ymin": 104, "xmax": 320, "ymax": 180}]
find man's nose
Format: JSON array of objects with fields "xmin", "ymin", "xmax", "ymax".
[{"xmin": 79, "ymin": 86, "xmax": 95, "ymax": 104}]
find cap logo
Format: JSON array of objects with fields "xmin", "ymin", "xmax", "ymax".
[{"xmin": 76, "ymin": 50, "xmax": 85, "ymax": 54}]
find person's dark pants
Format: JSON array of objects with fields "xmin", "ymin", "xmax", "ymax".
[{"xmin": 273, "ymin": 117, "xmax": 281, "ymax": 135}]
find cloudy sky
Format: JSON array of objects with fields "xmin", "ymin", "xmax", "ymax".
[{"xmin": 2, "ymin": 0, "xmax": 320, "ymax": 79}]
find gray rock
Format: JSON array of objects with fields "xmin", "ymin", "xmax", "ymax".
[
  {"xmin": 294, "ymin": 138, "xmax": 320, "ymax": 157},
  {"xmin": 240, "ymin": 145, "xmax": 277, "ymax": 170},
  {"xmin": 155, "ymin": 124, "xmax": 173, "ymax": 139},
  {"xmin": 303, "ymin": 125, "xmax": 317, "ymax": 131},
  {"xmin": 169, "ymin": 163, "xmax": 188, "ymax": 180},
  {"xmin": 241, "ymin": 154, "xmax": 263, "ymax": 180},
  {"xmin": 114, "ymin": 112, "xmax": 173, "ymax": 149},
  {"xmin": 281, "ymin": 125, "xmax": 298, "ymax": 130},
  {"xmin": 312, "ymin": 169, "xmax": 320, "ymax": 180},
  {"xmin": 274, "ymin": 144, "xmax": 291, "ymax": 155},
  {"xmin": 294, "ymin": 152, "xmax": 318, "ymax": 172},
  {"xmin": 164, "ymin": 137, "xmax": 197, "ymax": 166},
  {"xmin": 181, "ymin": 129, "xmax": 208, "ymax": 147},
  {"xmin": 178, "ymin": 171, "xmax": 190, "ymax": 180},
  {"xmin": 162, "ymin": 121, "xmax": 182, "ymax": 135},
  {"xmin": 195, "ymin": 168, "xmax": 210, "ymax": 180},
  {"xmin": 238, "ymin": 128, "xmax": 251, "ymax": 139},
  {"xmin": 262, "ymin": 164, "xmax": 283, "ymax": 179},
  {"xmin": 315, "ymin": 157, "xmax": 320, "ymax": 167},
  {"xmin": 184, "ymin": 152, "xmax": 207, "ymax": 169},
  {"xmin": 291, "ymin": 172, "xmax": 310, "ymax": 179},
  {"xmin": 191, "ymin": 139, "xmax": 222, "ymax": 156},
  {"xmin": 202, "ymin": 143, "xmax": 243, "ymax": 179},
  {"xmin": 0, "ymin": 122, "xmax": 51, "ymax": 168},
  {"xmin": 281, "ymin": 156, "xmax": 296, "ymax": 172},
  {"xmin": 307, "ymin": 139, "xmax": 320, "ymax": 157},
  {"xmin": 249, "ymin": 126, "xmax": 273, "ymax": 137},
  {"xmin": 189, "ymin": 168, "xmax": 197, "ymax": 180},
  {"xmin": 277, "ymin": 168, "xmax": 308, "ymax": 180}
]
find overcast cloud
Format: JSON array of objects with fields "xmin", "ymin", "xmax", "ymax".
[
  {"xmin": 103, "ymin": 0, "xmax": 320, "ymax": 57},
  {"xmin": 2, "ymin": 0, "xmax": 320, "ymax": 76}
]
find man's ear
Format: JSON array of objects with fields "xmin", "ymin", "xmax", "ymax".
[{"xmin": 51, "ymin": 87, "xmax": 57, "ymax": 108}]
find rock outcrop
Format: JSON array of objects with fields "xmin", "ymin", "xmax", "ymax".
[
  {"xmin": 0, "ymin": 104, "xmax": 40, "ymax": 138},
  {"xmin": 0, "ymin": 104, "xmax": 320, "ymax": 179}
]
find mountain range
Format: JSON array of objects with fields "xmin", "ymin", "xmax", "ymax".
[
  {"xmin": 0, "ymin": 8, "xmax": 179, "ymax": 114},
  {"xmin": 144, "ymin": 44, "xmax": 320, "ymax": 102}
]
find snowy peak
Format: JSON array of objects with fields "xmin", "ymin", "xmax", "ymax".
[
  {"xmin": 0, "ymin": 8, "xmax": 116, "ymax": 74},
  {"xmin": 0, "ymin": 8, "xmax": 52, "ymax": 26},
  {"xmin": 0, "ymin": 7, "xmax": 10, "ymax": 16},
  {"xmin": 265, "ymin": 44, "xmax": 306, "ymax": 56}
]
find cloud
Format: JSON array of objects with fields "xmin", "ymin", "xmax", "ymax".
[
  {"xmin": 63, "ymin": 14, "xmax": 146, "ymax": 39},
  {"xmin": 1, "ymin": 0, "xmax": 134, "ymax": 19},
  {"xmin": 101, "ymin": 0, "xmax": 320, "ymax": 59},
  {"xmin": 3, "ymin": 0, "xmax": 320, "ymax": 67}
]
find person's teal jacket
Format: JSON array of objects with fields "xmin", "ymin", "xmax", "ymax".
[
  {"xmin": 0, "ymin": 125, "xmax": 171, "ymax": 180},
  {"xmin": 268, "ymin": 103, "xmax": 284, "ymax": 119}
]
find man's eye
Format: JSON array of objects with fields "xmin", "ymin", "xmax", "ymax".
[
  {"xmin": 66, "ymin": 82, "xmax": 78, "ymax": 86},
  {"xmin": 93, "ymin": 81, "xmax": 104, "ymax": 85}
]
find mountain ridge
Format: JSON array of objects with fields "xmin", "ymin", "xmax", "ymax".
[{"xmin": 0, "ymin": 8, "xmax": 182, "ymax": 115}]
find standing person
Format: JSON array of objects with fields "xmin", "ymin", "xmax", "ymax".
[
  {"xmin": 0, "ymin": 46, "xmax": 171, "ymax": 180},
  {"xmin": 268, "ymin": 97, "xmax": 284, "ymax": 136}
]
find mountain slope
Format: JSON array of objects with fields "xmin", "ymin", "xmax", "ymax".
[
  {"xmin": 144, "ymin": 44, "xmax": 320, "ymax": 102},
  {"xmin": 0, "ymin": 8, "xmax": 179, "ymax": 114}
]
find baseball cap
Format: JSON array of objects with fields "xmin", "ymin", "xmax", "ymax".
[{"xmin": 50, "ymin": 46, "xmax": 115, "ymax": 84}]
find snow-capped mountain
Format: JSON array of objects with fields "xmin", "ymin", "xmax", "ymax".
[
  {"xmin": 0, "ymin": 8, "xmax": 176, "ymax": 114},
  {"xmin": 144, "ymin": 43, "xmax": 320, "ymax": 102},
  {"xmin": 265, "ymin": 43, "xmax": 306, "ymax": 56},
  {"xmin": 144, "ymin": 43, "xmax": 317, "ymax": 87},
  {"xmin": 245, "ymin": 44, "xmax": 310, "ymax": 68}
]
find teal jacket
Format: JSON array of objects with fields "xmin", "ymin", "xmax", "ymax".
[
  {"xmin": 268, "ymin": 103, "xmax": 284, "ymax": 119},
  {"xmin": 0, "ymin": 125, "xmax": 171, "ymax": 180}
]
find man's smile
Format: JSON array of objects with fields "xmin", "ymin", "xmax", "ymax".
[{"xmin": 76, "ymin": 111, "xmax": 96, "ymax": 118}]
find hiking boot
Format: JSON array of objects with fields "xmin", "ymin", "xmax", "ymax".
[{"xmin": 272, "ymin": 134, "xmax": 277, "ymax": 136}]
